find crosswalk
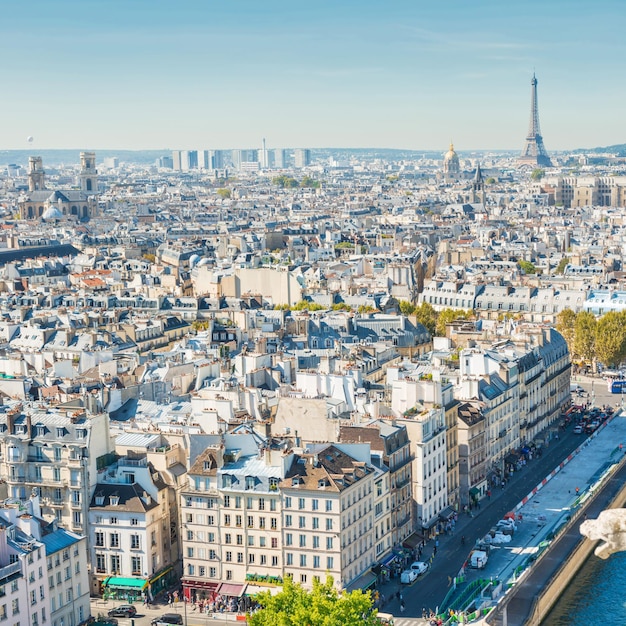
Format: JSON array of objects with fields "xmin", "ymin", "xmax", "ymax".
[{"xmin": 388, "ymin": 618, "xmax": 426, "ymax": 626}]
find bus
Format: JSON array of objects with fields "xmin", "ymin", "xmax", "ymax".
[{"xmin": 609, "ymin": 379, "xmax": 626, "ymax": 394}]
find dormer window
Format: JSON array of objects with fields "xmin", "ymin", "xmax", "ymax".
[
  {"xmin": 245, "ymin": 476, "xmax": 255, "ymax": 491},
  {"xmin": 109, "ymin": 495, "xmax": 119, "ymax": 506},
  {"xmin": 56, "ymin": 427, "xmax": 65, "ymax": 438},
  {"xmin": 36, "ymin": 425, "xmax": 46, "ymax": 437},
  {"xmin": 76, "ymin": 429, "xmax": 86, "ymax": 440},
  {"xmin": 291, "ymin": 477, "xmax": 302, "ymax": 487},
  {"xmin": 95, "ymin": 494, "xmax": 105, "ymax": 506}
]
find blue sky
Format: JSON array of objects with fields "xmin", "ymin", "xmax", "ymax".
[{"xmin": 2, "ymin": 0, "xmax": 625, "ymax": 151}]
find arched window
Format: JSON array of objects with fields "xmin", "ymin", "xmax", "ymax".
[{"xmin": 86, "ymin": 179, "xmax": 92, "ymax": 191}]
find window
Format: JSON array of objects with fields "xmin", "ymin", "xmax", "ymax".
[
  {"xmin": 272, "ymin": 556, "xmax": 279, "ymax": 567},
  {"xmin": 313, "ymin": 556, "xmax": 320, "ymax": 568},
  {"xmin": 312, "ymin": 517, "xmax": 319, "ymax": 529},
  {"xmin": 247, "ymin": 516, "xmax": 254, "ymax": 528},
  {"xmin": 109, "ymin": 533, "xmax": 119, "ymax": 548},
  {"xmin": 299, "ymin": 534, "xmax": 306, "ymax": 547},
  {"xmin": 235, "ymin": 515, "xmax": 242, "ymax": 528},
  {"xmin": 225, "ymin": 552, "xmax": 232, "ymax": 562},
  {"xmin": 224, "ymin": 514, "xmax": 231, "ymax": 526},
  {"xmin": 53, "ymin": 468, "xmax": 61, "ymax": 482},
  {"xmin": 131, "ymin": 557, "xmax": 142, "ymax": 576},
  {"xmin": 284, "ymin": 497, "xmax": 292, "ymax": 508},
  {"xmin": 236, "ymin": 535, "xmax": 243, "ymax": 546},
  {"xmin": 271, "ymin": 518, "xmax": 277, "ymax": 530},
  {"xmin": 11, "ymin": 599, "xmax": 18, "ymax": 615},
  {"xmin": 224, "ymin": 534, "xmax": 231, "ymax": 544},
  {"xmin": 223, "ymin": 495, "xmax": 230, "ymax": 507},
  {"xmin": 245, "ymin": 476, "xmax": 255, "ymax": 490},
  {"xmin": 327, "ymin": 557, "xmax": 334, "ymax": 569},
  {"xmin": 285, "ymin": 515, "xmax": 292, "ymax": 527},
  {"xmin": 226, "ymin": 570, "xmax": 232, "ymax": 581},
  {"xmin": 299, "ymin": 554, "xmax": 307, "ymax": 567},
  {"xmin": 286, "ymin": 553, "xmax": 293, "ymax": 566},
  {"xmin": 326, "ymin": 537, "xmax": 333, "ymax": 550},
  {"xmin": 96, "ymin": 554, "xmax": 106, "ymax": 573},
  {"xmin": 131, "ymin": 535, "xmax": 140, "ymax": 550},
  {"xmin": 258, "ymin": 498, "xmax": 265, "ymax": 510},
  {"xmin": 285, "ymin": 533, "xmax": 292, "ymax": 546},
  {"xmin": 299, "ymin": 516, "xmax": 305, "ymax": 529},
  {"xmin": 95, "ymin": 532, "xmax": 104, "ymax": 547},
  {"xmin": 131, "ymin": 518, "xmax": 139, "ymax": 526},
  {"xmin": 199, "ymin": 566, "xmax": 205, "ymax": 577},
  {"xmin": 110, "ymin": 555, "xmax": 120, "ymax": 574},
  {"xmin": 209, "ymin": 567, "xmax": 217, "ymax": 578},
  {"xmin": 259, "ymin": 517, "xmax": 266, "ymax": 529},
  {"xmin": 325, "ymin": 500, "xmax": 333, "ymax": 512},
  {"xmin": 187, "ymin": 564, "xmax": 195, "ymax": 576},
  {"xmin": 312, "ymin": 499, "xmax": 319, "ymax": 511},
  {"xmin": 298, "ymin": 498, "xmax": 305, "ymax": 510},
  {"xmin": 271, "ymin": 537, "xmax": 278, "ymax": 548},
  {"xmin": 326, "ymin": 518, "xmax": 333, "ymax": 530},
  {"xmin": 237, "ymin": 552, "xmax": 243, "ymax": 564},
  {"xmin": 313, "ymin": 536, "xmax": 319, "ymax": 549},
  {"xmin": 260, "ymin": 554, "xmax": 266, "ymax": 565},
  {"xmin": 248, "ymin": 554, "xmax": 255, "ymax": 564},
  {"xmin": 110, "ymin": 517, "xmax": 118, "ymax": 525}
]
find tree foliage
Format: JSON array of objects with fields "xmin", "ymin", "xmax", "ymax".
[
  {"xmin": 530, "ymin": 168, "xmax": 545, "ymax": 180},
  {"xmin": 272, "ymin": 175, "xmax": 299, "ymax": 188},
  {"xmin": 413, "ymin": 302, "xmax": 437, "ymax": 336},
  {"xmin": 573, "ymin": 311, "xmax": 597, "ymax": 365},
  {"xmin": 435, "ymin": 308, "xmax": 473, "ymax": 336},
  {"xmin": 556, "ymin": 308, "xmax": 577, "ymax": 354},
  {"xmin": 399, "ymin": 300, "xmax": 416, "ymax": 316},
  {"xmin": 595, "ymin": 311, "xmax": 626, "ymax": 368},
  {"xmin": 216, "ymin": 188, "xmax": 231, "ymax": 199},
  {"xmin": 247, "ymin": 576, "xmax": 379, "ymax": 626},
  {"xmin": 301, "ymin": 175, "xmax": 321, "ymax": 189},
  {"xmin": 517, "ymin": 260, "xmax": 537, "ymax": 274},
  {"xmin": 555, "ymin": 257, "xmax": 570, "ymax": 274}
]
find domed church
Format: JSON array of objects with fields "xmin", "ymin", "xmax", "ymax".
[{"xmin": 442, "ymin": 141, "xmax": 460, "ymax": 181}]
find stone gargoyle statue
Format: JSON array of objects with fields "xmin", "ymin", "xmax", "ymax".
[{"xmin": 580, "ymin": 509, "xmax": 626, "ymax": 559}]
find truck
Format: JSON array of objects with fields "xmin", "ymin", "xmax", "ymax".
[{"xmin": 470, "ymin": 549, "xmax": 488, "ymax": 569}]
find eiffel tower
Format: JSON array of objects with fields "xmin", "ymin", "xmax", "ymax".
[{"xmin": 518, "ymin": 73, "xmax": 552, "ymax": 168}]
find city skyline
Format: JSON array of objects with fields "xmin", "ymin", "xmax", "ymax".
[{"xmin": 2, "ymin": 0, "xmax": 626, "ymax": 151}]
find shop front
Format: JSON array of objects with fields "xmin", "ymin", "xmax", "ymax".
[
  {"xmin": 102, "ymin": 576, "xmax": 148, "ymax": 603},
  {"xmin": 182, "ymin": 579, "xmax": 219, "ymax": 604}
]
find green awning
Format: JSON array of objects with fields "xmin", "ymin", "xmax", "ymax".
[
  {"xmin": 346, "ymin": 570, "xmax": 377, "ymax": 593},
  {"xmin": 103, "ymin": 576, "xmax": 148, "ymax": 590},
  {"xmin": 469, "ymin": 487, "xmax": 480, "ymax": 497}
]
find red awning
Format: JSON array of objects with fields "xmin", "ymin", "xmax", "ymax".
[
  {"xmin": 218, "ymin": 583, "xmax": 246, "ymax": 597},
  {"xmin": 182, "ymin": 579, "xmax": 219, "ymax": 591}
]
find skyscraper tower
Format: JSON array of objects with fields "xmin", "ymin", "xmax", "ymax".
[{"xmin": 518, "ymin": 74, "xmax": 552, "ymax": 168}]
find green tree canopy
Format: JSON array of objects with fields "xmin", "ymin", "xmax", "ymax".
[
  {"xmin": 573, "ymin": 311, "xmax": 597, "ymax": 365},
  {"xmin": 399, "ymin": 300, "xmax": 416, "ymax": 316},
  {"xmin": 517, "ymin": 260, "xmax": 537, "ymax": 274},
  {"xmin": 216, "ymin": 188, "xmax": 231, "ymax": 199},
  {"xmin": 273, "ymin": 175, "xmax": 299, "ymax": 188},
  {"xmin": 595, "ymin": 311, "xmax": 626, "ymax": 368},
  {"xmin": 556, "ymin": 308, "xmax": 577, "ymax": 355},
  {"xmin": 530, "ymin": 168, "xmax": 545, "ymax": 180},
  {"xmin": 247, "ymin": 576, "xmax": 380, "ymax": 626},
  {"xmin": 413, "ymin": 302, "xmax": 437, "ymax": 336},
  {"xmin": 435, "ymin": 308, "xmax": 473, "ymax": 336},
  {"xmin": 301, "ymin": 175, "xmax": 321, "ymax": 188},
  {"xmin": 555, "ymin": 257, "xmax": 570, "ymax": 274},
  {"xmin": 290, "ymin": 300, "xmax": 326, "ymax": 311}
]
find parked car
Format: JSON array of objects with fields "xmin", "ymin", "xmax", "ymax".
[
  {"xmin": 497, "ymin": 519, "xmax": 517, "ymax": 532},
  {"xmin": 492, "ymin": 531, "xmax": 512, "ymax": 544},
  {"xmin": 409, "ymin": 561, "xmax": 429, "ymax": 575},
  {"xmin": 108, "ymin": 606, "xmax": 137, "ymax": 618},
  {"xmin": 400, "ymin": 569, "xmax": 419, "ymax": 584},
  {"xmin": 573, "ymin": 425, "xmax": 583, "ymax": 434},
  {"xmin": 151, "ymin": 615, "xmax": 184, "ymax": 626}
]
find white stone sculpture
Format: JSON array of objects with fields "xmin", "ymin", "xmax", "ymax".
[{"xmin": 580, "ymin": 509, "xmax": 626, "ymax": 559}]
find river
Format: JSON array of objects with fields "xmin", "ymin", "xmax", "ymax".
[{"xmin": 542, "ymin": 552, "xmax": 626, "ymax": 624}]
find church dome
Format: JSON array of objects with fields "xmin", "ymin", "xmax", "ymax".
[
  {"xmin": 443, "ymin": 141, "xmax": 460, "ymax": 178},
  {"xmin": 42, "ymin": 206, "xmax": 63, "ymax": 220}
]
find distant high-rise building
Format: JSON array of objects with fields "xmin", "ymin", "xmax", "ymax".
[
  {"xmin": 273, "ymin": 149, "xmax": 286, "ymax": 169},
  {"xmin": 211, "ymin": 150, "xmax": 225, "ymax": 170},
  {"xmin": 172, "ymin": 150, "xmax": 182, "ymax": 171},
  {"xmin": 260, "ymin": 138, "xmax": 268, "ymax": 169},
  {"xmin": 181, "ymin": 150, "xmax": 198, "ymax": 171},
  {"xmin": 294, "ymin": 148, "xmax": 311, "ymax": 168},
  {"xmin": 198, "ymin": 150, "xmax": 211, "ymax": 169},
  {"xmin": 157, "ymin": 155, "xmax": 174, "ymax": 168},
  {"xmin": 518, "ymin": 73, "xmax": 552, "ymax": 168}
]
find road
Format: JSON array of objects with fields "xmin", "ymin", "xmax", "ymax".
[{"xmin": 378, "ymin": 410, "xmax": 594, "ymax": 620}]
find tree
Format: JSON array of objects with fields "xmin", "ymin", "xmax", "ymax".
[
  {"xmin": 273, "ymin": 175, "xmax": 299, "ymax": 188},
  {"xmin": 530, "ymin": 168, "xmax": 545, "ymax": 180},
  {"xmin": 486, "ymin": 177, "xmax": 496, "ymax": 184},
  {"xmin": 217, "ymin": 188, "xmax": 231, "ymax": 199},
  {"xmin": 517, "ymin": 260, "xmax": 537, "ymax": 274},
  {"xmin": 555, "ymin": 308, "xmax": 576, "ymax": 355},
  {"xmin": 413, "ymin": 302, "xmax": 437, "ymax": 336},
  {"xmin": 399, "ymin": 300, "xmax": 416, "ymax": 316},
  {"xmin": 595, "ymin": 311, "xmax": 626, "ymax": 368},
  {"xmin": 573, "ymin": 311, "xmax": 597, "ymax": 366},
  {"xmin": 291, "ymin": 300, "xmax": 325, "ymax": 311},
  {"xmin": 247, "ymin": 576, "xmax": 380, "ymax": 626},
  {"xmin": 555, "ymin": 257, "xmax": 570, "ymax": 274},
  {"xmin": 300, "ymin": 175, "xmax": 321, "ymax": 189},
  {"xmin": 435, "ymin": 308, "xmax": 472, "ymax": 336}
]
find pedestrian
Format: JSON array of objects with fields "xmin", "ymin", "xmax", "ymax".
[
  {"xmin": 400, "ymin": 600, "xmax": 405, "ymax": 613},
  {"xmin": 435, "ymin": 539, "xmax": 439, "ymax": 549}
]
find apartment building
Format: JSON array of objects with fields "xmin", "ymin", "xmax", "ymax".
[
  {"xmin": 88, "ymin": 455, "xmax": 177, "ymax": 598},
  {"xmin": 0, "ymin": 404, "xmax": 112, "ymax": 536}
]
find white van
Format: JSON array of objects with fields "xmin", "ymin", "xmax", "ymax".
[{"xmin": 470, "ymin": 550, "xmax": 488, "ymax": 569}]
